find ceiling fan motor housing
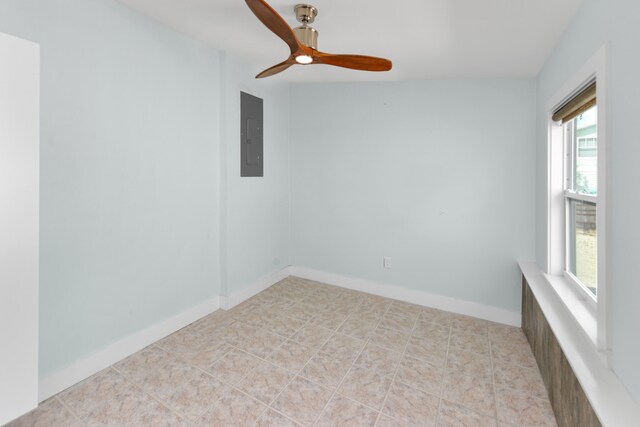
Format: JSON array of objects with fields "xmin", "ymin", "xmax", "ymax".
[{"xmin": 293, "ymin": 25, "xmax": 318, "ymax": 50}]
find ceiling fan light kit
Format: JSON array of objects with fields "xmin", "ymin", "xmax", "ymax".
[
  {"xmin": 295, "ymin": 55, "xmax": 313, "ymax": 64},
  {"xmin": 245, "ymin": 0, "xmax": 392, "ymax": 78}
]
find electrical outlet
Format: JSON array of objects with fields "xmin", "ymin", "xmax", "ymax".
[{"xmin": 383, "ymin": 257, "xmax": 392, "ymax": 269}]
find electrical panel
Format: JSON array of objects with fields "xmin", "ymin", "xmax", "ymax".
[{"xmin": 241, "ymin": 91, "xmax": 263, "ymax": 177}]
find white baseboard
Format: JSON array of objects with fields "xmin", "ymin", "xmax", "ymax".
[
  {"xmin": 289, "ymin": 267, "xmax": 521, "ymax": 327},
  {"xmin": 220, "ymin": 266, "xmax": 292, "ymax": 310},
  {"xmin": 38, "ymin": 297, "xmax": 220, "ymax": 402}
]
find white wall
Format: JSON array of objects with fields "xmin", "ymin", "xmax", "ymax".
[
  {"xmin": 290, "ymin": 80, "xmax": 536, "ymax": 314},
  {"xmin": 0, "ymin": 32, "xmax": 39, "ymax": 425},
  {"xmin": 535, "ymin": 0, "xmax": 640, "ymax": 401},
  {"xmin": 0, "ymin": 0, "xmax": 222, "ymax": 377}
]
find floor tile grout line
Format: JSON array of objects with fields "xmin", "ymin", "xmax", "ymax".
[
  {"xmin": 434, "ymin": 320, "xmax": 454, "ymax": 426},
  {"xmin": 308, "ymin": 300, "xmax": 392, "ymax": 426},
  {"xmin": 110, "ymin": 365, "xmax": 195, "ymax": 424},
  {"xmin": 294, "ymin": 324, "xmax": 363, "ymax": 367},
  {"xmin": 493, "ymin": 382, "xmax": 559, "ymax": 402},
  {"xmin": 432, "ymin": 357, "xmax": 531, "ymax": 420},
  {"xmin": 232, "ymin": 299, "xmax": 342, "ymax": 424},
  {"xmin": 262, "ymin": 309, "xmax": 364, "ymax": 424},
  {"xmin": 154, "ymin": 341, "xmax": 233, "ymax": 373},
  {"xmin": 490, "ymin": 338, "xmax": 501, "ymax": 423},
  {"xmin": 238, "ymin": 302, "xmax": 336, "ymax": 425},
  {"xmin": 252, "ymin": 404, "xmax": 305, "ymax": 426},
  {"xmin": 441, "ymin": 324, "xmax": 506, "ymax": 423},
  {"xmin": 446, "ymin": 326, "xmax": 519, "ymax": 423},
  {"xmin": 211, "ymin": 292, "xmax": 357, "ymax": 426},
  {"xmin": 309, "ymin": 339, "xmax": 374, "ymax": 426},
  {"xmin": 222, "ymin": 384, "xmax": 278, "ymax": 427},
  {"xmin": 166, "ymin": 349, "xmax": 265, "ymax": 423},
  {"xmin": 488, "ymin": 331, "xmax": 555, "ymax": 405},
  {"xmin": 159, "ymin": 297, "xmax": 323, "ymax": 425},
  {"xmin": 351, "ymin": 302, "xmax": 403, "ymax": 425},
  {"xmin": 374, "ymin": 307, "xmax": 427, "ymax": 426},
  {"xmin": 332, "ymin": 391, "xmax": 388, "ymax": 418},
  {"xmin": 132, "ymin": 338, "xmax": 281, "ymax": 424},
  {"xmin": 54, "ymin": 395, "xmax": 86, "ymax": 425}
]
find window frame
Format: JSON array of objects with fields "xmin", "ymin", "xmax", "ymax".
[{"xmin": 546, "ymin": 45, "xmax": 609, "ymax": 355}]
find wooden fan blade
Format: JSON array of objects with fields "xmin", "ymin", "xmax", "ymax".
[
  {"xmin": 256, "ymin": 59, "xmax": 295, "ymax": 78},
  {"xmin": 313, "ymin": 52, "xmax": 392, "ymax": 72},
  {"xmin": 245, "ymin": 0, "xmax": 300, "ymax": 54}
]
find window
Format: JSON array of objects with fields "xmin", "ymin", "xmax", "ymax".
[{"xmin": 546, "ymin": 46, "xmax": 607, "ymax": 351}]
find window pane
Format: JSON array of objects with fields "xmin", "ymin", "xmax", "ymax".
[
  {"xmin": 578, "ymin": 137, "xmax": 597, "ymax": 157},
  {"xmin": 572, "ymin": 106, "xmax": 598, "ymax": 195},
  {"xmin": 568, "ymin": 199, "xmax": 597, "ymax": 296}
]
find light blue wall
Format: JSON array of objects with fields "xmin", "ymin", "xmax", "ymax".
[
  {"xmin": 535, "ymin": 0, "xmax": 640, "ymax": 401},
  {"xmin": 0, "ymin": 0, "xmax": 222, "ymax": 376},
  {"xmin": 219, "ymin": 54, "xmax": 291, "ymax": 297},
  {"xmin": 290, "ymin": 80, "xmax": 536, "ymax": 313}
]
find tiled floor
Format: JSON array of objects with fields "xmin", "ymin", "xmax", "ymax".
[{"xmin": 7, "ymin": 277, "xmax": 557, "ymax": 426}]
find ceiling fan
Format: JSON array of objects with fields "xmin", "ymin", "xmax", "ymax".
[{"xmin": 245, "ymin": 0, "xmax": 393, "ymax": 78}]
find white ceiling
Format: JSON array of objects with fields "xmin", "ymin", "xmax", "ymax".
[{"xmin": 118, "ymin": 0, "xmax": 584, "ymax": 82}]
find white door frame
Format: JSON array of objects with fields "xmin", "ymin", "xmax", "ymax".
[{"xmin": 0, "ymin": 31, "xmax": 40, "ymax": 425}]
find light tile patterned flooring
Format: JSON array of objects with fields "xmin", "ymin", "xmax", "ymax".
[{"xmin": 7, "ymin": 277, "xmax": 557, "ymax": 427}]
